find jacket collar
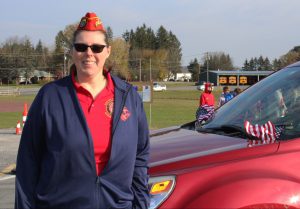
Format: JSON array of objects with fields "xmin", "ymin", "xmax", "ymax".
[{"xmin": 110, "ymin": 74, "xmax": 131, "ymax": 92}]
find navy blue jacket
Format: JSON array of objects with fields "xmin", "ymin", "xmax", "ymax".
[{"xmin": 15, "ymin": 75, "xmax": 150, "ymax": 209}]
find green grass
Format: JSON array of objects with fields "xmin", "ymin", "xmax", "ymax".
[
  {"xmin": 0, "ymin": 112, "xmax": 23, "ymax": 129},
  {"xmin": 144, "ymin": 99, "xmax": 198, "ymax": 130},
  {"xmin": 0, "ymin": 89, "xmax": 222, "ymax": 130},
  {"xmin": 0, "ymin": 95, "xmax": 35, "ymax": 102}
]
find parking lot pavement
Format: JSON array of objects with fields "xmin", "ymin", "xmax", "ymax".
[
  {"xmin": 0, "ymin": 129, "xmax": 20, "ymax": 173},
  {"xmin": 0, "ymin": 176, "xmax": 15, "ymax": 209},
  {"xmin": 0, "ymin": 129, "xmax": 19, "ymax": 209}
]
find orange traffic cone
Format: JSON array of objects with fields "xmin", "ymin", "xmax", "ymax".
[
  {"xmin": 22, "ymin": 103, "xmax": 28, "ymax": 127},
  {"xmin": 16, "ymin": 121, "xmax": 22, "ymax": 135}
]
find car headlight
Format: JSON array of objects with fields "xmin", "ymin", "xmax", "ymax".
[{"xmin": 148, "ymin": 176, "xmax": 176, "ymax": 209}]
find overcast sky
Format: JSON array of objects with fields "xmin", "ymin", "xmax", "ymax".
[{"xmin": 1, "ymin": 0, "xmax": 300, "ymax": 67}]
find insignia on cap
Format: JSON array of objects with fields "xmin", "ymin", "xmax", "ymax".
[
  {"xmin": 79, "ymin": 18, "xmax": 87, "ymax": 28},
  {"xmin": 95, "ymin": 20, "xmax": 101, "ymax": 27}
]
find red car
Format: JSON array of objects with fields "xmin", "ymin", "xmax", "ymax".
[{"xmin": 149, "ymin": 61, "xmax": 300, "ymax": 209}]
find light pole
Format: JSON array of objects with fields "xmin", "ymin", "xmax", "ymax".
[
  {"xmin": 149, "ymin": 58, "xmax": 152, "ymax": 82},
  {"xmin": 63, "ymin": 49, "xmax": 66, "ymax": 77},
  {"xmin": 139, "ymin": 59, "xmax": 142, "ymax": 82},
  {"xmin": 61, "ymin": 41, "xmax": 69, "ymax": 77},
  {"xmin": 206, "ymin": 52, "xmax": 209, "ymax": 82},
  {"xmin": 198, "ymin": 61, "xmax": 201, "ymax": 84}
]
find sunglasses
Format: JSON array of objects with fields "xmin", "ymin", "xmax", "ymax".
[{"xmin": 73, "ymin": 43, "xmax": 106, "ymax": 53}]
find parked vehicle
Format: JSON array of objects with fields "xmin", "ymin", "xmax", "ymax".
[
  {"xmin": 149, "ymin": 61, "xmax": 300, "ymax": 208},
  {"xmin": 153, "ymin": 82, "xmax": 167, "ymax": 91},
  {"xmin": 196, "ymin": 82, "xmax": 214, "ymax": 91}
]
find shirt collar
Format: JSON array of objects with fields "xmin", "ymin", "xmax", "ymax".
[{"xmin": 71, "ymin": 67, "xmax": 114, "ymax": 93}]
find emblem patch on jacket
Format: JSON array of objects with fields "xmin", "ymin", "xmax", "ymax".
[
  {"xmin": 105, "ymin": 99, "xmax": 114, "ymax": 118},
  {"xmin": 121, "ymin": 107, "xmax": 131, "ymax": 121}
]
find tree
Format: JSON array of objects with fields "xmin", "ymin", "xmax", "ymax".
[
  {"xmin": 107, "ymin": 38, "xmax": 130, "ymax": 80},
  {"xmin": 156, "ymin": 26, "xmax": 169, "ymax": 49},
  {"xmin": 280, "ymin": 51, "xmax": 300, "ymax": 67},
  {"xmin": 166, "ymin": 31, "xmax": 182, "ymax": 76},
  {"xmin": 0, "ymin": 36, "xmax": 37, "ymax": 84},
  {"xmin": 243, "ymin": 59, "xmax": 251, "ymax": 71},
  {"xmin": 22, "ymin": 38, "xmax": 35, "ymax": 84},
  {"xmin": 202, "ymin": 52, "xmax": 234, "ymax": 71},
  {"xmin": 106, "ymin": 26, "xmax": 113, "ymax": 43},
  {"xmin": 123, "ymin": 24, "xmax": 182, "ymax": 81},
  {"xmin": 187, "ymin": 58, "xmax": 200, "ymax": 82},
  {"xmin": 272, "ymin": 58, "xmax": 282, "ymax": 71},
  {"xmin": 262, "ymin": 57, "xmax": 271, "ymax": 71},
  {"xmin": 257, "ymin": 56, "xmax": 264, "ymax": 71}
]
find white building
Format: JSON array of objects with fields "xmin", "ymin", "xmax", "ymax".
[{"xmin": 176, "ymin": 67, "xmax": 191, "ymax": 82}]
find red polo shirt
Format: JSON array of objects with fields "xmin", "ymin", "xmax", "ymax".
[{"xmin": 72, "ymin": 71, "xmax": 115, "ymax": 176}]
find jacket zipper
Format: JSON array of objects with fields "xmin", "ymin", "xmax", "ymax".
[
  {"xmin": 95, "ymin": 85, "xmax": 132, "ymax": 208},
  {"xmin": 96, "ymin": 176, "xmax": 101, "ymax": 209}
]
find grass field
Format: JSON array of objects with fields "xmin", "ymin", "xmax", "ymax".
[{"xmin": 0, "ymin": 88, "xmax": 222, "ymax": 130}]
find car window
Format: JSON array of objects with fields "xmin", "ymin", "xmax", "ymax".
[{"xmin": 203, "ymin": 66, "xmax": 300, "ymax": 140}]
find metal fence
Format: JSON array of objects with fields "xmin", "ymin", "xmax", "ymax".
[{"xmin": 0, "ymin": 87, "xmax": 20, "ymax": 96}]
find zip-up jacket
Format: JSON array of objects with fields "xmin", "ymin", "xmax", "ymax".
[{"xmin": 15, "ymin": 74, "xmax": 150, "ymax": 209}]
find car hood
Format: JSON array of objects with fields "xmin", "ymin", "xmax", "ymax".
[{"xmin": 149, "ymin": 127, "xmax": 248, "ymax": 167}]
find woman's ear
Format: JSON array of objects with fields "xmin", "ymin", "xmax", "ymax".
[{"xmin": 106, "ymin": 46, "xmax": 111, "ymax": 58}]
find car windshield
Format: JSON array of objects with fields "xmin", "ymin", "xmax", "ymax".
[{"xmin": 202, "ymin": 65, "xmax": 300, "ymax": 140}]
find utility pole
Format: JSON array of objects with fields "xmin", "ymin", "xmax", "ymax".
[
  {"xmin": 63, "ymin": 49, "xmax": 66, "ymax": 77},
  {"xmin": 149, "ymin": 58, "xmax": 152, "ymax": 82},
  {"xmin": 198, "ymin": 61, "xmax": 201, "ymax": 83},
  {"xmin": 206, "ymin": 52, "xmax": 209, "ymax": 82},
  {"xmin": 139, "ymin": 59, "xmax": 142, "ymax": 82},
  {"xmin": 62, "ymin": 41, "xmax": 68, "ymax": 77}
]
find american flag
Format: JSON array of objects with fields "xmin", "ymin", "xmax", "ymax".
[
  {"xmin": 196, "ymin": 105, "xmax": 215, "ymax": 123},
  {"xmin": 244, "ymin": 120, "xmax": 284, "ymax": 147}
]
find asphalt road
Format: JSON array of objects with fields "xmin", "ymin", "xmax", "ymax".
[
  {"xmin": 0, "ymin": 176, "xmax": 15, "ymax": 209},
  {"xmin": 0, "ymin": 129, "xmax": 20, "ymax": 209}
]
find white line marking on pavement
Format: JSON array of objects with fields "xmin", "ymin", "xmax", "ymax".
[{"xmin": 0, "ymin": 175, "xmax": 15, "ymax": 181}]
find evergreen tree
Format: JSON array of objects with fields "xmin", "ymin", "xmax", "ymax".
[
  {"xmin": 106, "ymin": 26, "xmax": 113, "ymax": 43},
  {"xmin": 249, "ymin": 58, "xmax": 255, "ymax": 71},
  {"xmin": 257, "ymin": 55, "xmax": 264, "ymax": 71},
  {"xmin": 243, "ymin": 59, "xmax": 250, "ymax": 70},
  {"xmin": 156, "ymin": 26, "xmax": 169, "ymax": 49},
  {"xmin": 187, "ymin": 58, "xmax": 200, "ymax": 82},
  {"xmin": 272, "ymin": 58, "xmax": 282, "ymax": 71},
  {"xmin": 263, "ymin": 57, "xmax": 271, "ymax": 71},
  {"xmin": 22, "ymin": 38, "xmax": 35, "ymax": 84}
]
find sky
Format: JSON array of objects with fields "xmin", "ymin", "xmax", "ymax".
[{"xmin": 1, "ymin": 0, "xmax": 300, "ymax": 68}]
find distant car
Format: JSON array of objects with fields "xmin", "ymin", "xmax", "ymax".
[
  {"xmin": 197, "ymin": 83, "xmax": 214, "ymax": 91},
  {"xmin": 153, "ymin": 83, "xmax": 167, "ymax": 91},
  {"xmin": 196, "ymin": 84, "xmax": 205, "ymax": 91},
  {"xmin": 149, "ymin": 61, "xmax": 300, "ymax": 208}
]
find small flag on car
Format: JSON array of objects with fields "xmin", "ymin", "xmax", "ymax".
[{"xmin": 244, "ymin": 120, "xmax": 284, "ymax": 146}]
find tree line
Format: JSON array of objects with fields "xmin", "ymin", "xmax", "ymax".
[
  {"xmin": 1, "ymin": 21, "xmax": 300, "ymax": 84},
  {"xmin": 243, "ymin": 46, "xmax": 300, "ymax": 71},
  {"xmin": 187, "ymin": 46, "xmax": 300, "ymax": 82},
  {"xmin": 0, "ymin": 22, "xmax": 182, "ymax": 84}
]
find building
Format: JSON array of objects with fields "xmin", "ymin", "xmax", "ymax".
[
  {"xmin": 176, "ymin": 66, "xmax": 192, "ymax": 81},
  {"xmin": 199, "ymin": 70, "xmax": 274, "ymax": 86},
  {"xmin": 163, "ymin": 66, "xmax": 192, "ymax": 82}
]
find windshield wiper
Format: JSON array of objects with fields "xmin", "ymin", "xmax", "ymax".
[{"xmin": 197, "ymin": 124, "xmax": 248, "ymax": 139}]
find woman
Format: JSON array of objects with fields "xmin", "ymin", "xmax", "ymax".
[{"xmin": 15, "ymin": 12, "xmax": 150, "ymax": 209}]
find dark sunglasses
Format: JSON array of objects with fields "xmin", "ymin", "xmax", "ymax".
[{"xmin": 73, "ymin": 43, "xmax": 106, "ymax": 53}]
